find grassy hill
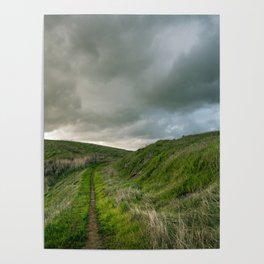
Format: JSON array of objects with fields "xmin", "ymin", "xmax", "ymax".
[
  {"xmin": 44, "ymin": 139, "xmax": 129, "ymax": 160},
  {"xmin": 44, "ymin": 140, "xmax": 130, "ymax": 248},
  {"xmin": 95, "ymin": 131, "xmax": 220, "ymax": 249},
  {"xmin": 44, "ymin": 140, "xmax": 129, "ymax": 190},
  {"xmin": 44, "ymin": 131, "xmax": 220, "ymax": 249}
]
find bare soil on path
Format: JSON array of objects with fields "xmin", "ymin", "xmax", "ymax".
[{"xmin": 86, "ymin": 170, "xmax": 102, "ymax": 249}]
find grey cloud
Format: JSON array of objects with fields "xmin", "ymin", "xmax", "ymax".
[
  {"xmin": 142, "ymin": 17, "xmax": 219, "ymax": 112},
  {"xmin": 44, "ymin": 69, "xmax": 81, "ymax": 131},
  {"xmin": 44, "ymin": 15, "xmax": 219, "ymax": 150},
  {"xmin": 47, "ymin": 104, "xmax": 219, "ymax": 150}
]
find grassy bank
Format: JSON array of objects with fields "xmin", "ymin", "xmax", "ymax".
[
  {"xmin": 94, "ymin": 131, "xmax": 220, "ymax": 249},
  {"xmin": 44, "ymin": 140, "xmax": 131, "ymax": 248},
  {"xmin": 44, "ymin": 168, "xmax": 91, "ymax": 248},
  {"xmin": 45, "ymin": 139, "xmax": 130, "ymax": 160},
  {"xmin": 44, "ymin": 139, "xmax": 130, "ymax": 190},
  {"xmin": 44, "ymin": 131, "xmax": 220, "ymax": 249},
  {"xmin": 94, "ymin": 167, "xmax": 150, "ymax": 249}
]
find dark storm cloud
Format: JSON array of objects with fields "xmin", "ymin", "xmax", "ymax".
[
  {"xmin": 44, "ymin": 15, "xmax": 219, "ymax": 150},
  {"xmin": 145, "ymin": 25, "xmax": 219, "ymax": 111}
]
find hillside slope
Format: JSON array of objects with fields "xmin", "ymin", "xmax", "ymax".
[
  {"xmin": 95, "ymin": 131, "xmax": 220, "ymax": 248},
  {"xmin": 44, "ymin": 132, "xmax": 220, "ymax": 249},
  {"xmin": 44, "ymin": 140, "xmax": 131, "ymax": 248},
  {"xmin": 45, "ymin": 139, "xmax": 129, "ymax": 160},
  {"xmin": 44, "ymin": 139, "xmax": 130, "ymax": 189}
]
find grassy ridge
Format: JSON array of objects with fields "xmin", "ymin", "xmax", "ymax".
[
  {"xmin": 44, "ymin": 139, "xmax": 130, "ymax": 190},
  {"xmin": 95, "ymin": 131, "xmax": 220, "ymax": 248},
  {"xmin": 44, "ymin": 168, "xmax": 91, "ymax": 248},
  {"xmin": 45, "ymin": 139, "xmax": 129, "ymax": 160}
]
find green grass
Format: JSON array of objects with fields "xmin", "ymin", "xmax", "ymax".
[
  {"xmin": 44, "ymin": 131, "xmax": 220, "ymax": 249},
  {"xmin": 45, "ymin": 170, "xmax": 84, "ymax": 225},
  {"xmin": 44, "ymin": 167, "xmax": 91, "ymax": 248},
  {"xmin": 94, "ymin": 131, "xmax": 220, "ymax": 249},
  {"xmin": 94, "ymin": 167, "xmax": 150, "ymax": 249},
  {"xmin": 44, "ymin": 139, "xmax": 130, "ymax": 160},
  {"xmin": 44, "ymin": 140, "xmax": 130, "ymax": 249},
  {"xmin": 44, "ymin": 139, "xmax": 131, "ymax": 190}
]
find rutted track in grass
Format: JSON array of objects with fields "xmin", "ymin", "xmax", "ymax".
[{"xmin": 86, "ymin": 168, "xmax": 102, "ymax": 249}]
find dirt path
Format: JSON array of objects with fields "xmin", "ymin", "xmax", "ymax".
[{"xmin": 86, "ymin": 169, "xmax": 102, "ymax": 249}]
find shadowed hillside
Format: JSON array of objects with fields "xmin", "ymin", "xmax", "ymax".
[
  {"xmin": 44, "ymin": 140, "xmax": 130, "ymax": 190},
  {"xmin": 44, "ymin": 139, "xmax": 129, "ymax": 160}
]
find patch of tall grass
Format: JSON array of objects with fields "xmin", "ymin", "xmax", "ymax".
[
  {"xmin": 44, "ymin": 157, "xmax": 92, "ymax": 189},
  {"xmin": 44, "ymin": 170, "xmax": 83, "ymax": 224},
  {"xmin": 44, "ymin": 168, "xmax": 91, "ymax": 248},
  {"xmin": 94, "ymin": 131, "xmax": 220, "ymax": 249},
  {"xmin": 94, "ymin": 169, "xmax": 150, "ymax": 249}
]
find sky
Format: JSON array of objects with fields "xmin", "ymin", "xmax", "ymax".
[{"xmin": 44, "ymin": 15, "xmax": 219, "ymax": 150}]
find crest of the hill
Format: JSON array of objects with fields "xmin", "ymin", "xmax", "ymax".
[{"xmin": 44, "ymin": 140, "xmax": 131, "ymax": 189}]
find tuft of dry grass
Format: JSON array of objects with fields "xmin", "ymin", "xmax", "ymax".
[
  {"xmin": 115, "ymin": 187, "xmax": 142, "ymax": 204},
  {"xmin": 44, "ymin": 170, "xmax": 83, "ymax": 224},
  {"xmin": 124, "ymin": 181, "xmax": 219, "ymax": 249}
]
